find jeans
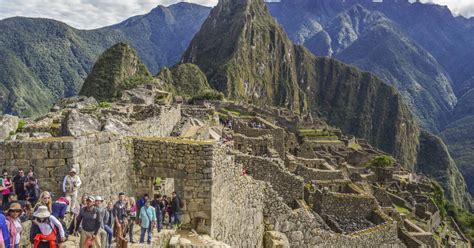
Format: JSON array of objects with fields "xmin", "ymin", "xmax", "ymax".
[
  {"xmin": 156, "ymin": 211, "xmax": 163, "ymax": 232},
  {"xmin": 139, "ymin": 227, "xmax": 152, "ymax": 244},
  {"xmin": 172, "ymin": 211, "xmax": 181, "ymax": 225},
  {"xmin": 104, "ymin": 225, "xmax": 113, "ymax": 248}
]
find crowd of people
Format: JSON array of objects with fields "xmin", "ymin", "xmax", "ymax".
[{"xmin": 0, "ymin": 168, "xmax": 184, "ymax": 248}]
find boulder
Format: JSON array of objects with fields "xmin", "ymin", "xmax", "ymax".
[
  {"xmin": 0, "ymin": 115, "xmax": 19, "ymax": 140},
  {"xmin": 102, "ymin": 118, "xmax": 133, "ymax": 136},
  {"xmin": 62, "ymin": 110, "xmax": 101, "ymax": 137},
  {"xmin": 121, "ymin": 87, "xmax": 155, "ymax": 105},
  {"xmin": 55, "ymin": 96, "xmax": 98, "ymax": 110},
  {"xmin": 264, "ymin": 231, "xmax": 290, "ymax": 248},
  {"xmin": 31, "ymin": 132, "xmax": 53, "ymax": 139}
]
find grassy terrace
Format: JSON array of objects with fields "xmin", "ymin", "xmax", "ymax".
[{"xmin": 393, "ymin": 203, "xmax": 411, "ymax": 215}]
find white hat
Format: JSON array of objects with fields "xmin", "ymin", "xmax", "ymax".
[
  {"xmin": 95, "ymin": 196, "xmax": 103, "ymax": 201},
  {"xmin": 33, "ymin": 206, "xmax": 51, "ymax": 218},
  {"xmin": 69, "ymin": 168, "xmax": 77, "ymax": 173}
]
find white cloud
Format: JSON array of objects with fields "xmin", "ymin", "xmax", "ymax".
[
  {"xmin": 0, "ymin": 0, "xmax": 472, "ymax": 30},
  {"xmin": 415, "ymin": 0, "xmax": 474, "ymax": 18},
  {"xmin": 0, "ymin": 0, "xmax": 218, "ymax": 29}
]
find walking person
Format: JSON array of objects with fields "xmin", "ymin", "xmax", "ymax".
[
  {"xmin": 138, "ymin": 200, "xmax": 156, "ymax": 245},
  {"xmin": 12, "ymin": 169, "xmax": 27, "ymax": 201},
  {"xmin": 75, "ymin": 196, "xmax": 101, "ymax": 248},
  {"xmin": 52, "ymin": 197, "xmax": 69, "ymax": 242},
  {"xmin": 126, "ymin": 197, "xmax": 137, "ymax": 243},
  {"xmin": 68, "ymin": 194, "xmax": 88, "ymax": 236},
  {"xmin": 6, "ymin": 202, "xmax": 22, "ymax": 248},
  {"xmin": 1, "ymin": 170, "xmax": 13, "ymax": 207},
  {"xmin": 151, "ymin": 194, "xmax": 164, "ymax": 233},
  {"xmin": 164, "ymin": 196, "xmax": 172, "ymax": 229},
  {"xmin": 94, "ymin": 197, "xmax": 108, "ymax": 248},
  {"xmin": 30, "ymin": 206, "xmax": 62, "ymax": 248},
  {"xmin": 103, "ymin": 203, "xmax": 113, "ymax": 248},
  {"xmin": 113, "ymin": 193, "xmax": 128, "ymax": 248},
  {"xmin": 62, "ymin": 169, "xmax": 81, "ymax": 211},
  {"xmin": 171, "ymin": 192, "xmax": 182, "ymax": 228}
]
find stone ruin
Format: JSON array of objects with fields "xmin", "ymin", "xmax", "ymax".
[{"xmin": 0, "ymin": 85, "xmax": 471, "ymax": 247}]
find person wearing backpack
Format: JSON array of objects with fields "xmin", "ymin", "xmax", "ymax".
[
  {"xmin": 171, "ymin": 192, "xmax": 182, "ymax": 228},
  {"xmin": 138, "ymin": 200, "xmax": 156, "ymax": 245}
]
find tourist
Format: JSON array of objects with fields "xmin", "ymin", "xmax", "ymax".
[
  {"xmin": 113, "ymin": 192, "xmax": 128, "ymax": 246},
  {"xmin": 12, "ymin": 169, "xmax": 27, "ymax": 201},
  {"xmin": 136, "ymin": 194, "xmax": 149, "ymax": 215},
  {"xmin": 171, "ymin": 192, "xmax": 182, "ymax": 228},
  {"xmin": 20, "ymin": 202, "xmax": 33, "ymax": 223},
  {"xmin": 35, "ymin": 192, "xmax": 53, "ymax": 212},
  {"xmin": 25, "ymin": 177, "xmax": 40, "ymax": 206},
  {"xmin": 0, "ymin": 205, "xmax": 9, "ymax": 248},
  {"xmin": 103, "ymin": 202, "xmax": 113, "ymax": 248},
  {"xmin": 75, "ymin": 195, "xmax": 101, "ymax": 248},
  {"xmin": 138, "ymin": 200, "xmax": 156, "ymax": 245},
  {"xmin": 30, "ymin": 206, "xmax": 62, "ymax": 248},
  {"xmin": 164, "ymin": 196, "xmax": 172, "ymax": 229},
  {"xmin": 62, "ymin": 168, "xmax": 81, "ymax": 211},
  {"xmin": 1, "ymin": 170, "xmax": 13, "ymax": 207},
  {"xmin": 68, "ymin": 194, "xmax": 88, "ymax": 236},
  {"xmin": 95, "ymin": 196, "xmax": 108, "ymax": 248},
  {"xmin": 51, "ymin": 197, "xmax": 69, "ymax": 221},
  {"xmin": 126, "ymin": 197, "xmax": 137, "ymax": 243},
  {"xmin": 6, "ymin": 202, "xmax": 23, "ymax": 248},
  {"xmin": 151, "ymin": 194, "xmax": 164, "ymax": 233}
]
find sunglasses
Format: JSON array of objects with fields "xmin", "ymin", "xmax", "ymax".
[
  {"xmin": 10, "ymin": 210, "xmax": 22, "ymax": 213},
  {"xmin": 43, "ymin": 197, "xmax": 51, "ymax": 199}
]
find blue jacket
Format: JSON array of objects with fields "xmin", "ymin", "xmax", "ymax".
[{"xmin": 0, "ymin": 212, "xmax": 10, "ymax": 247}]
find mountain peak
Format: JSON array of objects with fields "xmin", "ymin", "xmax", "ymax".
[
  {"xmin": 79, "ymin": 42, "xmax": 154, "ymax": 101},
  {"xmin": 182, "ymin": 0, "xmax": 303, "ymax": 112}
]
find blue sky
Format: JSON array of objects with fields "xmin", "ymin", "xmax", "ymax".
[{"xmin": 0, "ymin": 0, "xmax": 472, "ymax": 29}]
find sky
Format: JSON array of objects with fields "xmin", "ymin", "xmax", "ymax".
[{"xmin": 0, "ymin": 0, "xmax": 473, "ymax": 30}]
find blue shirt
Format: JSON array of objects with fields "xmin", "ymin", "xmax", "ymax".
[
  {"xmin": 139, "ymin": 206, "xmax": 157, "ymax": 228},
  {"xmin": 0, "ymin": 212, "xmax": 10, "ymax": 247},
  {"xmin": 52, "ymin": 202, "xmax": 68, "ymax": 219}
]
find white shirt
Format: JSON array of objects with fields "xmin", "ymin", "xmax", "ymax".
[
  {"xmin": 38, "ymin": 216, "xmax": 65, "ymax": 238},
  {"xmin": 62, "ymin": 175, "xmax": 82, "ymax": 193}
]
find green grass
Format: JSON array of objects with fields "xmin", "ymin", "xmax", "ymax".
[{"xmin": 393, "ymin": 203, "xmax": 411, "ymax": 215}]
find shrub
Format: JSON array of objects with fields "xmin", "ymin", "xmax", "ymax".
[
  {"xmin": 98, "ymin": 101, "xmax": 112, "ymax": 109},
  {"xmin": 17, "ymin": 119, "xmax": 26, "ymax": 132},
  {"xmin": 189, "ymin": 90, "xmax": 224, "ymax": 103},
  {"xmin": 369, "ymin": 155, "xmax": 394, "ymax": 168}
]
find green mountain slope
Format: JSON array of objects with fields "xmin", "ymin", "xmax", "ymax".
[
  {"xmin": 181, "ymin": 0, "xmax": 472, "ymax": 209},
  {"xmin": 0, "ymin": 3, "xmax": 210, "ymax": 117},
  {"xmin": 79, "ymin": 43, "xmax": 154, "ymax": 101}
]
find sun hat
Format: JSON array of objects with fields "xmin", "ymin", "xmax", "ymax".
[
  {"xmin": 33, "ymin": 206, "xmax": 51, "ymax": 218},
  {"xmin": 95, "ymin": 196, "xmax": 103, "ymax": 201},
  {"xmin": 7, "ymin": 202, "xmax": 22, "ymax": 212}
]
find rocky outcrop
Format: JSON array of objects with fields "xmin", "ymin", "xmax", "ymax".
[
  {"xmin": 61, "ymin": 110, "xmax": 101, "ymax": 137},
  {"xmin": 79, "ymin": 42, "xmax": 155, "ymax": 102},
  {"xmin": 0, "ymin": 115, "xmax": 19, "ymax": 140}
]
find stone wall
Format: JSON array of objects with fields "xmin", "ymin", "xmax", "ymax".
[
  {"xmin": 130, "ymin": 105, "xmax": 181, "ymax": 137},
  {"xmin": 235, "ymin": 154, "xmax": 304, "ymax": 206},
  {"xmin": 233, "ymin": 118, "xmax": 287, "ymax": 157},
  {"xmin": 211, "ymin": 148, "xmax": 266, "ymax": 247},
  {"xmin": 132, "ymin": 137, "xmax": 214, "ymax": 231},
  {"xmin": 313, "ymin": 190, "xmax": 379, "ymax": 219},
  {"xmin": 294, "ymin": 164, "xmax": 344, "ymax": 182},
  {"xmin": 0, "ymin": 132, "xmax": 133, "ymax": 200},
  {"xmin": 233, "ymin": 133, "xmax": 274, "ymax": 157}
]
